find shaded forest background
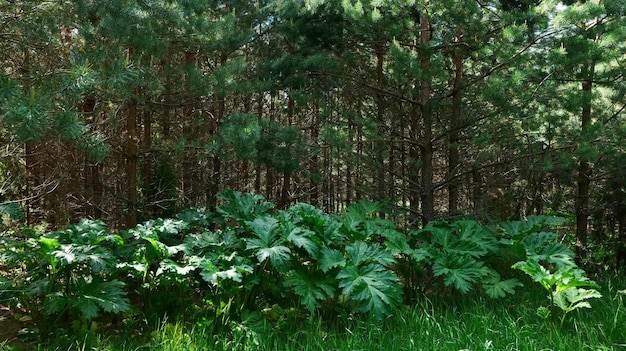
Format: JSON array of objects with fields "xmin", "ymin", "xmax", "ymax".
[{"xmin": 1, "ymin": 0, "xmax": 625, "ymax": 266}]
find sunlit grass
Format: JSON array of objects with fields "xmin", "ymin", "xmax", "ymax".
[{"xmin": 14, "ymin": 277, "xmax": 626, "ymax": 351}]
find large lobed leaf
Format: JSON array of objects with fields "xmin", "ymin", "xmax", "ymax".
[
  {"xmin": 246, "ymin": 216, "xmax": 291, "ymax": 270},
  {"xmin": 345, "ymin": 241, "xmax": 395, "ymax": 267},
  {"xmin": 554, "ymin": 287, "xmax": 602, "ymax": 313},
  {"xmin": 433, "ymin": 255, "xmax": 491, "ymax": 294},
  {"xmin": 44, "ymin": 279, "xmax": 130, "ymax": 319},
  {"xmin": 218, "ymin": 190, "xmax": 274, "ymax": 223},
  {"xmin": 319, "ymin": 248, "xmax": 346, "ymax": 272},
  {"xmin": 284, "ymin": 269, "xmax": 336, "ymax": 312},
  {"xmin": 336, "ymin": 263, "xmax": 401, "ymax": 319},
  {"xmin": 481, "ymin": 271, "xmax": 523, "ymax": 298}
]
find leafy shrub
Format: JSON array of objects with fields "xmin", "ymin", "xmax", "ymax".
[
  {"xmin": 507, "ymin": 216, "xmax": 602, "ymax": 327},
  {"xmin": 0, "ymin": 220, "xmax": 131, "ymax": 337},
  {"xmin": 403, "ymin": 220, "xmax": 522, "ymax": 298},
  {"xmin": 4, "ymin": 193, "xmax": 594, "ymax": 339}
]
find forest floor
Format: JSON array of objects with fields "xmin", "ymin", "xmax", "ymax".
[{"xmin": 2, "ymin": 277, "xmax": 625, "ymax": 351}]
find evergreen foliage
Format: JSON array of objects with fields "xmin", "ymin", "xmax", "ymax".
[{"xmin": 1, "ymin": 0, "xmax": 625, "ymax": 346}]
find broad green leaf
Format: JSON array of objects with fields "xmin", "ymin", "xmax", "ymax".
[
  {"xmin": 218, "ymin": 190, "xmax": 274, "ymax": 222},
  {"xmin": 80, "ymin": 280, "xmax": 130, "ymax": 317},
  {"xmin": 284, "ymin": 269, "xmax": 336, "ymax": 312},
  {"xmin": 553, "ymin": 267, "xmax": 600, "ymax": 293},
  {"xmin": 156, "ymin": 218, "xmax": 188, "ymax": 236},
  {"xmin": 482, "ymin": 271, "xmax": 523, "ymax": 298},
  {"xmin": 53, "ymin": 245, "xmax": 77, "ymax": 266},
  {"xmin": 345, "ymin": 241, "xmax": 395, "ymax": 267},
  {"xmin": 336, "ymin": 263, "xmax": 401, "ymax": 319},
  {"xmin": 287, "ymin": 202, "xmax": 326, "ymax": 224},
  {"xmin": 84, "ymin": 250, "xmax": 113, "ymax": 273},
  {"xmin": 455, "ymin": 220, "xmax": 500, "ymax": 255},
  {"xmin": 284, "ymin": 224, "xmax": 319, "ymax": 256},
  {"xmin": 160, "ymin": 259, "xmax": 196, "ymax": 275},
  {"xmin": 253, "ymin": 244, "xmax": 291, "ymax": 270},
  {"xmin": 501, "ymin": 216, "xmax": 566, "ymax": 238},
  {"xmin": 434, "ymin": 256, "xmax": 490, "ymax": 294},
  {"xmin": 39, "ymin": 237, "xmax": 60, "ymax": 253},
  {"xmin": 320, "ymin": 218, "xmax": 344, "ymax": 245},
  {"xmin": 76, "ymin": 298, "xmax": 100, "ymax": 319},
  {"xmin": 513, "ymin": 258, "xmax": 553, "ymax": 287},
  {"xmin": 198, "ymin": 261, "xmax": 220, "ymax": 285},
  {"xmin": 213, "ymin": 265, "xmax": 253, "ymax": 283},
  {"xmin": 246, "ymin": 216, "xmax": 291, "ymax": 270},
  {"xmin": 44, "ymin": 292, "xmax": 69, "ymax": 316},
  {"xmin": 380, "ymin": 229, "xmax": 410, "ymax": 254},
  {"xmin": 246, "ymin": 216, "xmax": 280, "ymax": 245},
  {"xmin": 319, "ymin": 248, "xmax": 346, "ymax": 272},
  {"xmin": 408, "ymin": 247, "xmax": 432, "ymax": 263},
  {"xmin": 95, "ymin": 234, "xmax": 124, "ymax": 246},
  {"xmin": 554, "ymin": 287, "xmax": 602, "ymax": 313}
]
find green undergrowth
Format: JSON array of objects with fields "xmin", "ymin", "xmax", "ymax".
[
  {"xmin": 0, "ymin": 190, "xmax": 622, "ymax": 349},
  {"xmin": 5, "ymin": 278, "xmax": 626, "ymax": 351}
]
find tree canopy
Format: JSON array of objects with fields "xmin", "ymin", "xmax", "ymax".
[{"xmin": 1, "ymin": 0, "xmax": 625, "ymax": 263}]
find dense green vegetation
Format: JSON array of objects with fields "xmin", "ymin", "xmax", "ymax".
[
  {"xmin": 5, "ymin": 283, "xmax": 626, "ymax": 350},
  {"xmin": 2, "ymin": 191, "xmax": 623, "ymax": 349},
  {"xmin": 1, "ymin": 0, "xmax": 625, "ymax": 349}
]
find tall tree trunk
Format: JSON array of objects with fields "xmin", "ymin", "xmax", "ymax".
[
  {"xmin": 419, "ymin": 9, "xmax": 434, "ymax": 225},
  {"xmin": 310, "ymin": 101, "xmax": 320, "ymax": 207},
  {"xmin": 448, "ymin": 25, "xmax": 463, "ymax": 217},
  {"xmin": 255, "ymin": 93, "xmax": 263, "ymax": 194},
  {"xmin": 126, "ymin": 99, "xmax": 138, "ymax": 228},
  {"xmin": 208, "ymin": 91, "xmax": 225, "ymax": 212},
  {"xmin": 375, "ymin": 45, "xmax": 387, "ymax": 205},
  {"xmin": 575, "ymin": 74, "xmax": 593, "ymax": 265},
  {"xmin": 82, "ymin": 96, "xmax": 102, "ymax": 219},
  {"xmin": 142, "ymin": 108, "xmax": 152, "ymax": 218},
  {"xmin": 280, "ymin": 92, "xmax": 295, "ymax": 208},
  {"xmin": 24, "ymin": 141, "xmax": 34, "ymax": 226}
]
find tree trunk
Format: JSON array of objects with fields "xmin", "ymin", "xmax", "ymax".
[
  {"xmin": 375, "ymin": 45, "xmax": 387, "ymax": 205},
  {"xmin": 310, "ymin": 101, "xmax": 320, "ymax": 207},
  {"xmin": 125, "ymin": 99, "xmax": 138, "ymax": 228},
  {"xmin": 207, "ymin": 91, "xmax": 225, "ymax": 212},
  {"xmin": 448, "ymin": 25, "xmax": 463, "ymax": 217},
  {"xmin": 142, "ymin": 108, "xmax": 152, "ymax": 219},
  {"xmin": 575, "ymin": 75, "xmax": 593, "ymax": 265},
  {"xmin": 279, "ymin": 92, "xmax": 295, "ymax": 208},
  {"xmin": 255, "ymin": 93, "xmax": 263, "ymax": 194},
  {"xmin": 419, "ymin": 9, "xmax": 434, "ymax": 225}
]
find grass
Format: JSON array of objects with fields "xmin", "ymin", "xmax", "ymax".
[{"xmin": 4, "ymin": 278, "xmax": 626, "ymax": 351}]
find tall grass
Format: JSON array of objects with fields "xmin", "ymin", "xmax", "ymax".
[{"xmin": 12, "ymin": 277, "xmax": 626, "ymax": 351}]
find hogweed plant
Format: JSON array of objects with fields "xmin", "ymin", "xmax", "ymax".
[
  {"xmin": 407, "ymin": 220, "xmax": 522, "ymax": 298},
  {"xmin": 508, "ymin": 216, "xmax": 602, "ymax": 328}
]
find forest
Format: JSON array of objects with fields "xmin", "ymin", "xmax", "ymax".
[{"xmin": 1, "ymin": 0, "xmax": 626, "ymax": 349}]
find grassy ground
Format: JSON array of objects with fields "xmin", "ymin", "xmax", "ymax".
[{"xmin": 3, "ymin": 278, "xmax": 626, "ymax": 351}]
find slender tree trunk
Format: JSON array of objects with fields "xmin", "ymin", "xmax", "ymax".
[
  {"xmin": 208, "ymin": 91, "xmax": 225, "ymax": 212},
  {"xmin": 279, "ymin": 92, "xmax": 295, "ymax": 208},
  {"xmin": 82, "ymin": 96, "xmax": 102, "ymax": 219},
  {"xmin": 448, "ymin": 25, "xmax": 463, "ymax": 217},
  {"xmin": 142, "ymin": 108, "xmax": 152, "ymax": 218},
  {"xmin": 409, "ymin": 101, "xmax": 421, "ymax": 222},
  {"xmin": 375, "ymin": 45, "xmax": 387, "ymax": 205},
  {"xmin": 575, "ymin": 74, "xmax": 593, "ymax": 265},
  {"xmin": 346, "ymin": 100, "xmax": 355, "ymax": 206},
  {"xmin": 255, "ymin": 93, "xmax": 263, "ymax": 194},
  {"xmin": 419, "ymin": 9, "xmax": 434, "ymax": 225},
  {"xmin": 24, "ymin": 141, "xmax": 34, "ymax": 226},
  {"xmin": 472, "ymin": 169, "xmax": 482, "ymax": 213},
  {"xmin": 126, "ymin": 98, "xmax": 138, "ymax": 228},
  {"xmin": 310, "ymin": 101, "xmax": 320, "ymax": 207},
  {"xmin": 355, "ymin": 107, "xmax": 364, "ymax": 201}
]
